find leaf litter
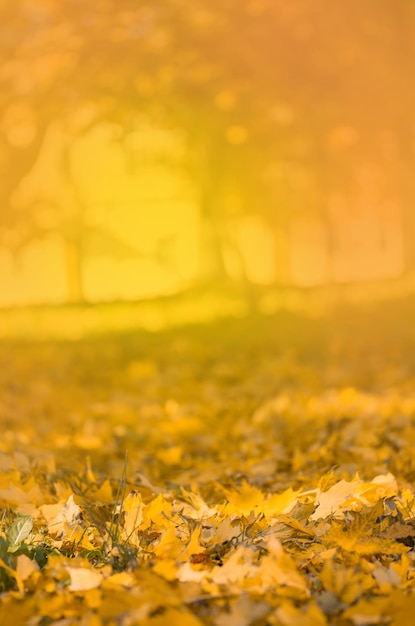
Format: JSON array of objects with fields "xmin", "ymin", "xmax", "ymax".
[{"xmin": 1, "ymin": 309, "xmax": 415, "ymax": 624}]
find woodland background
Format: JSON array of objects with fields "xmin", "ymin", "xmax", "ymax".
[{"xmin": 1, "ymin": 0, "xmax": 414, "ymax": 314}]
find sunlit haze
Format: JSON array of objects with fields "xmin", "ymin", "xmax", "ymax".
[{"xmin": 0, "ymin": 1, "xmax": 413, "ymax": 311}]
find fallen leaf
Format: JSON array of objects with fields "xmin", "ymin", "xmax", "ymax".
[{"xmin": 66, "ymin": 566, "xmax": 103, "ymax": 591}]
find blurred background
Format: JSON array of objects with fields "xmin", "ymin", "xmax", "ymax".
[{"xmin": 0, "ymin": 0, "xmax": 414, "ymax": 326}]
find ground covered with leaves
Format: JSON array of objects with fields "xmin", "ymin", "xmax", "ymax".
[{"xmin": 2, "ymin": 302, "xmax": 415, "ymax": 625}]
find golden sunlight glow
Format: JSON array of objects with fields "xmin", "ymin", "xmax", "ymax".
[
  {"xmin": 236, "ymin": 216, "xmax": 276, "ymax": 285},
  {"xmin": 0, "ymin": 1, "xmax": 412, "ymax": 309},
  {"xmin": 0, "ymin": 237, "xmax": 66, "ymax": 306},
  {"xmin": 290, "ymin": 218, "xmax": 329, "ymax": 287}
]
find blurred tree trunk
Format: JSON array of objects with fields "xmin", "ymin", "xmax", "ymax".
[
  {"xmin": 313, "ymin": 126, "xmax": 335, "ymax": 285},
  {"xmin": 195, "ymin": 133, "xmax": 262, "ymax": 314},
  {"xmin": 394, "ymin": 0, "xmax": 415, "ymax": 273},
  {"xmin": 61, "ymin": 140, "xmax": 87, "ymax": 303},
  {"xmin": 273, "ymin": 220, "xmax": 292, "ymax": 286},
  {"xmin": 198, "ymin": 136, "xmax": 228, "ymax": 282},
  {"xmin": 0, "ymin": 120, "xmax": 49, "ymax": 252},
  {"xmin": 64, "ymin": 239, "xmax": 84, "ymax": 303}
]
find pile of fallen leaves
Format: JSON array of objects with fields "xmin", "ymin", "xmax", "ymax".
[{"xmin": 2, "ymin": 307, "xmax": 415, "ymax": 625}]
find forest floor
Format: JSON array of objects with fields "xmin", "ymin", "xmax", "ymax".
[{"xmin": 1, "ymin": 299, "xmax": 415, "ymax": 624}]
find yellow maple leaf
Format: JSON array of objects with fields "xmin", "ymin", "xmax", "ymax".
[
  {"xmin": 66, "ymin": 566, "xmax": 103, "ymax": 591},
  {"xmin": 260, "ymin": 538, "xmax": 309, "ymax": 598},
  {"xmin": 270, "ymin": 601, "xmax": 327, "ymax": 626},
  {"xmin": 335, "ymin": 530, "xmax": 408, "ymax": 556},
  {"xmin": 222, "ymin": 481, "xmax": 264, "ymax": 516},
  {"xmin": 215, "ymin": 593, "xmax": 269, "ymax": 626},
  {"xmin": 40, "ymin": 494, "xmax": 81, "ymax": 538},
  {"xmin": 274, "ymin": 514, "xmax": 315, "ymax": 537},
  {"xmin": 16, "ymin": 554, "xmax": 40, "ymax": 582},
  {"xmin": 0, "ymin": 481, "xmax": 44, "ymax": 507},
  {"xmin": 102, "ymin": 571, "xmax": 136, "ymax": 589},
  {"xmin": 320, "ymin": 560, "xmax": 375, "ymax": 604},
  {"xmin": 259, "ymin": 488, "xmax": 300, "ymax": 517},
  {"xmin": 210, "ymin": 546, "xmax": 255, "ymax": 586},
  {"xmin": 156, "ymin": 445, "xmax": 183, "ymax": 465},
  {"xmin": 122, "ymin": 491, "xmax": 144, "ymax": 545},
  {"xmin": 142, "ymin": 494, "xmax": 173, "ymax": 529},
  {"xmin": 175, "ymin": 487, "xmax": 218, "ymax": 519},
  {"xmin": 180, "ymin": 525, "xmax": 205, "ymax": 560},
  {"xmin": 93, "ymin": 478, "xmax": 113, "ymax": 504},
  {"xmin": 153, "ymin": 558, "xmax": 178, "ymax": 581},
  {"xmin": 177, "ymin": 561, "xmax": 206, "ymax": 583},
  {"xmin": 345, "ymin": 473, "xmax": 398, "ymax": 510},
  {"xmin": 311, "ymin": 478, "xmax": 360, "ymax": 520},
  {"xmin": 342, "ymin": 597, "xmax": 391, "ymax": 626},
  {"xmin": 153, "ymin": 525, "xmax": 183, "ymax": 560},
  {"xmin": 208, "ymin": 517, "xmax": 241, "ymax": 545}
]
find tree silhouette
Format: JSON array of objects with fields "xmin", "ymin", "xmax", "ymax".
[{"xmin": 1, "ymin": 0, "xmax": 413, "ymax": 300}]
